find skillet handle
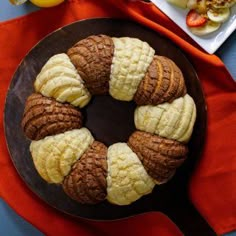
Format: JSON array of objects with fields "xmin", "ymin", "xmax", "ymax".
[{"xmin": 152, "ymin": 200, "xmax": 216, "ymax": 236}]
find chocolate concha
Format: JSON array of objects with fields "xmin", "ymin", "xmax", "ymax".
[
  {"xmin": 67, "ymin": 35, "xmax": 114, "ymax": 95},
  {"xmin": 21, "ymin": 93, "xmax": 83, "ymax": 140},
  {"xmin": 134, "ymin": 94, "xmax": 196, "ymax": 143},
  {"xmin": 30, "ymin": 128, "xmax": 94, "ymax": 184},
  {"xmin": 109, "ymin": 37, "xmax": 155, "ymax": 101},
  {"xmin": 106, "ymin": 143, "xmax": 155, "ymax": 205},
  {"xmin": 63, "ymin": 141, "xmax": 108, "ymax": 204},
  {"xmin": 134, "ymin": 56, "xmax": 186, "ymax": 106},
  {"xmin": 34, "ymin": 53, "xmax": 91, "ymax": 108},
  {"xmin": 128, "ymin": 131, "xmax": 188, "ymax": 184}
]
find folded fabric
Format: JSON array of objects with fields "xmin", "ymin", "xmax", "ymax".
[{"xmin": 0, "ymin": 0, "xmax": 235, "ymax": 235}]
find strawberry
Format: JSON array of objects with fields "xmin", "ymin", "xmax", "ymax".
[{"xmin": 186, "ymin": 9, "xmax": 207, "ymax": 27}]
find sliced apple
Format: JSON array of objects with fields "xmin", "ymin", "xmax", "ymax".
[
  {"xmin": 207, "ymin": 8, "xmax": 230, "ymax": 23},
  {"xmin": 189, "ymin": 21, "xmax": 221, "ymax": 36},
  {"xmin": 166, "ymin": 0, "xmax": 188, "ymax": 9}
]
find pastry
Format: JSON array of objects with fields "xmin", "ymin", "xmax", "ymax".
[
  {"xmin": 109, "ymin": 37, "xmax": 155, "ymax": 101},
  {"xmin": 134, "ymin": 56, "xmax": 186, "ymax": 105},
  {"xmin": 128, "ymin": 131, "xmax": 188, "ymax": 184},
  {"xmin": 63, "ymin": 141, "xmax": 108, "ymax": 204},
  {"xmin": 106, "ymin": 143, "xmax": 155, "ymax": 205},
  {"xmin": 34, "ymin": 53, "xmax": 91, "ymax": 108},
  {"xmin": 22, "ymin": 93, "xmax": 83, "ymax": 140},
  {"xmin": 68, "ymin": 35, "xmax": 114, "ymax": 95},
  {"xmin": 134, "ymin": 94, "xmax": 196, "ymax": 143},
  {"xmin": 30, "ymin": 128, "xmax": 94, "ymax": 184},
  {"xmin": 21, "ymin": 35, "xmax": 198, "ymax": 206}
]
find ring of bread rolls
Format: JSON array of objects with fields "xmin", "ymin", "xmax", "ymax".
[{"xmin": 22, "ymin": 35, "xmax": 196, "ymax": 205}]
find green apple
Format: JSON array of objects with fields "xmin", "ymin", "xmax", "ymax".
[
  {"xmin": 207, "ymin": 8, "xmax": 230, "ymax": 23},
  {"xmin": 189, "ymin": 21, "xmax": 221, "ymax": 36}
]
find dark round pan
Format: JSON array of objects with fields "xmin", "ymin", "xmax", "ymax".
[{"xmin": 4, "ymin": 18, "xmax": 213, "ymax": 235}]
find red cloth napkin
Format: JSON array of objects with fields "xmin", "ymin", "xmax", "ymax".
[{"xmin": 0, "ymin": 0, "xmax": 235, "ymax": 235}]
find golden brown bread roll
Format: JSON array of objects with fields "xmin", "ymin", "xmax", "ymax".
[
  {"xmin": 30, "ymin": 128, "xmax": 94, "ymax": 184},
  {"xmin": 134, "ymin": 56, "xmax": 186, "ymax": 105},
  {"xmin": 106, "ymin": 143, "xmax": 155, "ymax": 205},
  {"xmin": 128, "ymin": 131, "xmax": 188, "ymax": 184},
  {"xmin": 63, "ymin": 141, "xmax": 108, "ymax": 204},
  {"xmin": 134, "ymin": 94, "xmax": 196, "ymax": 143},
  {"xmin": 22, "ymin": 93, "xmax": 83, "ymax": 140},
  {"xmin": 34, "ymin": 53, "xmax": 91, "ymax": 108},
  {"xmin": 67, "ymin": 35, "xmax": 114, "ymax": 95},
  {"xmin": 109, "ymin": 37, "xmax": 155, "ymax": 101}
]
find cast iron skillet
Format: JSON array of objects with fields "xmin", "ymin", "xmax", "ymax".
[{"xmin": 4, "ymin": 18, "xmax": 214, "ymax": 235}]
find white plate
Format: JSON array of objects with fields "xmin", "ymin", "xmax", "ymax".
[{"xmin": 150, "ymin": 0, "xmax": 236, "ymax": 54}]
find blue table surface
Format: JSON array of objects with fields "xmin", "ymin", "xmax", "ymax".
[{"xmin": 0, "ymin": 1, "xmax": 235, "ymax": 236}]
